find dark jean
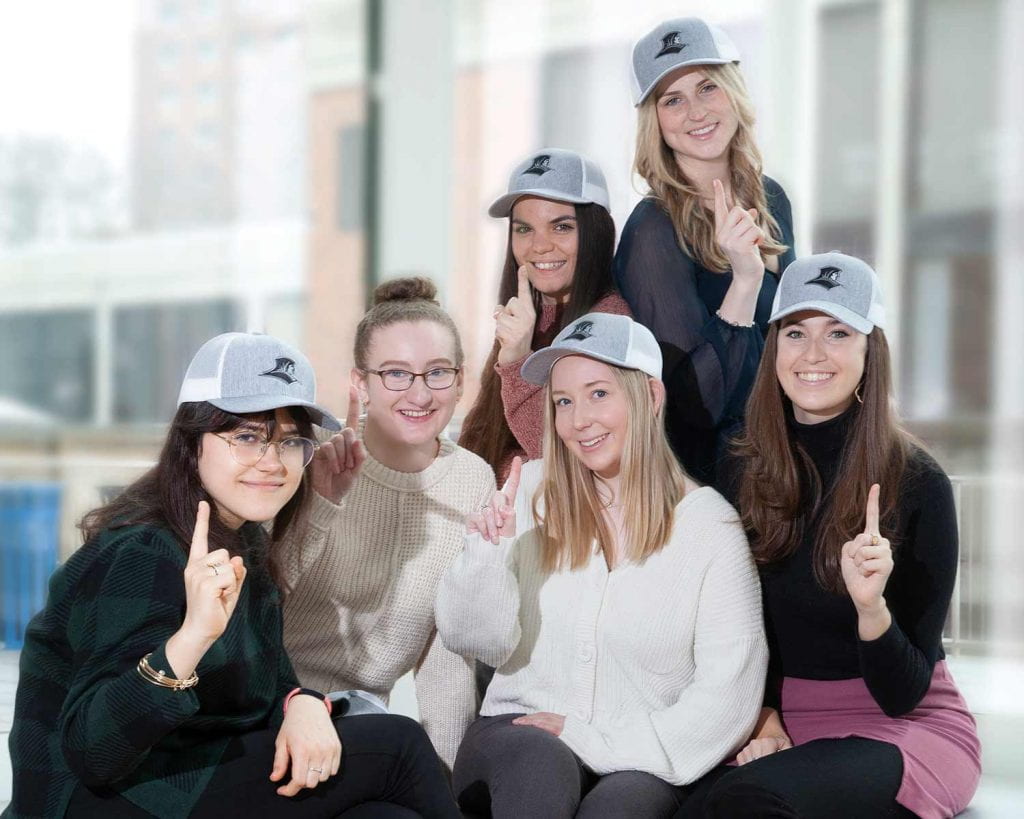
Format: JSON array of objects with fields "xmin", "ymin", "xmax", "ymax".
[{"xmin": 67, "ymin": 714, "xmax": 459, "ymax": 818}]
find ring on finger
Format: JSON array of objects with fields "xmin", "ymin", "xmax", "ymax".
[
  {"xmin": 206, "ymin": 562, "xmax": 223, "ymax": 576},
  {"xmin": 870, "ymin": 534, "xmax": 880, "ymax": 547},
  {"xmin": 308, "ymin": 766, "xmax": 323, "ymax": 773}
]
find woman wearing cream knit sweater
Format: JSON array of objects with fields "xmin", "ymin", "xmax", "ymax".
[
  {"xmin": 279, "ymin": 278, "xmax": 495, "ymax": 772},
  {"xmin": 437, "ymin": 313, "xmax": 767, "ymax": 818}
]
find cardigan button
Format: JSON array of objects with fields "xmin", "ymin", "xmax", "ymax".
[{"xmin": 578, "ymin": 645, "xmax": 594, "ymax": 662}]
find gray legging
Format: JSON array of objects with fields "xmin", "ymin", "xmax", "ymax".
[{"xmin": 453, "ymin": 713, "xmax": 688, "ymax": 819}]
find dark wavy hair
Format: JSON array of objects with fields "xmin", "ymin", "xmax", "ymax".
[
  {"xmin": 459, "ymin": 202, "xmax": 617, "ymax": 473},
  {"xmin": 79, "ymin": 402, "xmax": 314, "ymax": 589},
  {"xmin": 732, "ymin": 324, "xmax": 911, "ymax": 592}
]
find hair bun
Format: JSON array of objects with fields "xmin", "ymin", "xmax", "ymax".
[{"xmin": 372, "ymin": 276, "xmax": 439, "ymax": 307}]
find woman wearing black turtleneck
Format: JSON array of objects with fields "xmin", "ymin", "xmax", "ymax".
[{"xmin": 675, "ymin": 253, "xmax": 980, "ymax": 819}]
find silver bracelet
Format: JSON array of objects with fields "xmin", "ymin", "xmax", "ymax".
[{"xmin": 715, "ymin": 309, "xmax": 755, "ymax": 329}]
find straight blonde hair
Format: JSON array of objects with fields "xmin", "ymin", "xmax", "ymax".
[
  {"xmin": 634, "ymin": 62, "xmax": 787, "ymax": 272},
  {"xmin": 533, "ymin": 366, "xmax": 688, "ymax": 572}
]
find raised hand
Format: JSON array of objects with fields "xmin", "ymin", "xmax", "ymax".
[
  {"xmin": 466, "ymin": 456, "xmax": 522, "ymax": 544},
  {"xmin": 495, "ymin": 266, "xmax": 538, "ymax": 366},
  {"xmin": 840, "ymin": 484, "xmax": 894, "ymax": 615},
  {"xmin": 713, "ymin": 178, "xmax": 765, "ymax": 287},
  {"xmin": 310, "ymin": 386, "xmax": 365, "ymax": 504},
  {"xmin": 180, "ymin": 501, "xmax": 247, "ymax": 644}
]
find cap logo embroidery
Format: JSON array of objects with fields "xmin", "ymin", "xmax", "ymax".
[
  {"xmin": 523, "ymin": 155, "xmax": 552, "ymax": 176},
  {"xmin": 260, "ymin": 357, "xmax": 299, "ymax": 384},
  {"xmin": 656, "ymin": 32, "xmax": 687, "ymax": 58},
  {"xmin": 565, "ymin": 320, "xmax": 594, "ymax": 342},
  {"xmin": 805, "ymin": 266, "xmax": 843, "ymax": 290}
]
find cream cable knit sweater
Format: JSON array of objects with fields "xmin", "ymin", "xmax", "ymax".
[
  {"xmin": 280, "ymin": 434, "xmax": 495, "ymax": 769},
  {"xmin": 436, "ymin": 468, "xmax": 768, "ymax": 786}
]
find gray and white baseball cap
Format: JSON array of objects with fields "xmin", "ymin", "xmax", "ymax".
[
  {"xmin": 177, "ymin": 332, "xmax": 341, "ymax": 430},
  {"xmin": 521, "ymin": 313, "xmax": 662, "ymax": 385},
  {"xmin": 769, "ymin": 252, "xmax": 886, "ymax": 334},
  {"xmin": 488, "ymin": 148, "xmax": 610, "ymax": 218},
  {"xmin": 631, "ymin": 17, "xmax": 740, "ymax": 106}
]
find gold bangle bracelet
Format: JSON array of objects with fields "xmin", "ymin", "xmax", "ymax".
[{"xmin": 136, "ymin": 653, "xmax": 199, "ymax": 691}]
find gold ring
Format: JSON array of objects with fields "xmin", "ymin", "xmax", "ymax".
[
  {"xmin": 870, "ymin": 534, "xmax": 879, "ymax": 547},
  {"xmin": 206, "ymin": 562, "xmax": 222, "ymax": 576}
]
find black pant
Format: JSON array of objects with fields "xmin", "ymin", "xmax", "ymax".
[
  {"xmin": 673, "ymin": 738, "xmax": 916, "ymax": 818},
  {"xmin": 67, "ymin": 714, "xmax": 459, "ymax": 818},
  {"xmin": 454, "ymin": 713, "xmax": 688, "ymax": 819}
]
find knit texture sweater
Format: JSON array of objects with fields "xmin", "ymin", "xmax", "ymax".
[
  {"xmin": 5, "ymin": 523, "xmax": 296, "ymax": 819},
  {"xmin": 280, "ymin": 434, "xmax": 495, "ymax": 769},
  {"xmin": 493, "ymin": 291, "xmax": 631, "ymax": 483},
  {"xmin": 436, "ymin": 464, "xmax": 768, "ymax": 786}
]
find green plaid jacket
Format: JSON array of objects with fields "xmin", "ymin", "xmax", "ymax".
[{"xmin": 3, "ymin": 523, "xmax": 299, "ymax": 818}]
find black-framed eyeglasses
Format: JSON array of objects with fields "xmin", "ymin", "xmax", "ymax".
[
  {"xmin": 213, "ymin": 432, "xmax": 319, "ymax": 468},
  {"xmin": 363, "ymin": 367, "xmax": 460, "ymax": 391}
]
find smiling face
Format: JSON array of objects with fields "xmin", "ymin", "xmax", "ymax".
[
  {"xmin": 654, "ymin": 66, "xmax": 739, "ymax": 174},
  {"xmin": 550, "ymin": 355, "xmax": 631, "ymax": 481},
  {"xmin": 354, "ymin": 319, "xmax": 462, "ymax": 459},
  {"xmin": 510, "ymin": 196, "xmax": 579, "ymax": 305},
  {"xmin": 197, "ymin": 407, "xmax": 304, "ymax": 529},
  {"xmin": 775, "ymin": 311, "xmax": 868, "ymax": 424}
]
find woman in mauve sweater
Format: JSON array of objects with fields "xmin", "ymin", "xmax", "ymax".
[
  {"xmin": 280, "ymin": 277, "xmax": 495, "ymax": 773},
  {"xmin": 437, "ymin": 313, "xmax": 767, "ymax": 819},
  {"xmin": 459, "ymin": 148, "xmax": 630, "ymax": 484},
  {"xmin": 676, "ymin": 253, "xmax": 980, "ymax": 818}
]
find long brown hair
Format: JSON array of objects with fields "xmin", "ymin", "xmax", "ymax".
[
  {"xmin": 733, "ymin": 325, "xmax": 911, "ymax": 592},
  {"xmin": 634, "ymin": 62, "xmax": 787, "ymax": 272},
  {"xmin": 459, "ymin": 202, "xmax": 617, "ymax": 472},
  {"xmin": 534, "ymin": 366, "xmax": 687, "ymax": 572},
  {"xmin": 79, "ymin": 402, "xmax": 313, "ymax": 589}
]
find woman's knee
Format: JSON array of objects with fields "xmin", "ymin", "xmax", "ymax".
[{"xmin": 701, "ymin": 771, "xmax": 795, "ymax": 818}]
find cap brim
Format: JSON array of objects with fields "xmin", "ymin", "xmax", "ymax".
[
  {"xmin": 769, "ymin": 301, "xmax": 874, "ymax": 335},
  {"xmin": 634, "ymin": 58, "xmax": 732, "ymax": 106},
  {"xmin": 208, "ymin": 396, "xmax": 342, "ymax": 431},
  {"xmin": 489, "ymin": 189, "xmax": 595, "ymax": 218},
  {"xmin": 521, "ymin": 347, "xmax": 640, "ymax": 385}
]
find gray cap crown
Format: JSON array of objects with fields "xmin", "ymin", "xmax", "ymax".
[
  {"xmin": 177, "ymin": 332, "xmax": 341, "ymax": 430},
  {"xmin": 521, "ymin": 312, "xmax": 662, "ymax": 384},
  {"xmin": 769, "ymin": 251, "xmax": 886, "ymax": 334},
  {"xmin": 631, "ymin": 17, "xmax": 740, "ymax": 106},
  {"xmin": 488, "ymin": 148, "xmax": 610, "ymax": 218}
]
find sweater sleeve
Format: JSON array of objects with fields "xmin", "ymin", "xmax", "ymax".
[
  {"xmin": 613, "ymin": 199, "xmax": 767, "ymax": 429},
  {"xmin": 58, "ymin": 531, "xmax": 201, "ymax": 788},
  {"xmin": 277, "ymin": 491, "xmax": 347, "ymax": 593},
  {"xmin": 559, "ymin": 525, "xmax": 768, "ymax": 785},
  {"xmin": 414, "ymin": 628, "xmax": 478, "ymax": 772},
  {"xmin": 857, "ymin": 458, "xmax": 959, "ymax": 715},
  {"xmin": 496, "ymin": 354, "xmax": 545, "ymax": 461},
  {"xmin": 435, "ymin": 532, "xmax": 522, "ymax": 668}
]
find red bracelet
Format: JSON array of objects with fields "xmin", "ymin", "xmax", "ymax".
[{"xmin": 283, "ymin": 686, "xmax": 332, "ymax": 716}]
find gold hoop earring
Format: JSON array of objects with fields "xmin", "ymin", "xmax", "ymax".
[{"xmin": 854, "ymin": 383, "xmax": 864, "ymax": 404}]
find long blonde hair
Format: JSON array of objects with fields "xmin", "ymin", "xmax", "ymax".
[
  {"xmin": 634, "ymin": 62, "xmax": 787, "ymax": 272},
  {"xmin": 533, "ymin": 366, "xmax": 688, "ymax": 572}
]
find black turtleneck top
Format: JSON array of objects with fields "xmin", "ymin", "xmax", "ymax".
[{"xmin": 719, "ymin": 407, "xmax": 959, "ymax": 717}]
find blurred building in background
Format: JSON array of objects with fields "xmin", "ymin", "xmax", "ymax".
[{"xmin": 1, "ymin": 0, "xmax": 1022, "ymax": 651}]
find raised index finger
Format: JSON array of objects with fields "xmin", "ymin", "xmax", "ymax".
[
  {"xmin": 864, "ymin": 483, "xmax": 881, "ymax": 535},
  {"xmin": 712, "ymin": 179, "xmax": 729, "ymax": 227},
  {"xmin": 190, "ymin": 501, "xmax": 210, "ymax": 561},
  {"xmin": 517, "ymin": 265, "xmax": 531, "ymax": 303},
  {"xmin": 502, "ymin": 456, "xmax": 523, "ymax": 504},
  {"xmin": 345, "ymin": 385, "xmax": 360, "ymax": 431}
]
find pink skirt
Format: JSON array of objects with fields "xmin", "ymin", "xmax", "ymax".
[{"xmin": 781, "ymin": 661, "xmax": 981, "ymax": 818}]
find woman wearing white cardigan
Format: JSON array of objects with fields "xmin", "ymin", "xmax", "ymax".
[{"xmin": 436, "ymin": 313, "xmax": 767, "ymax": 818}]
